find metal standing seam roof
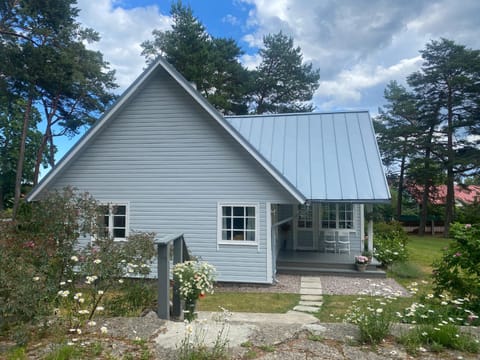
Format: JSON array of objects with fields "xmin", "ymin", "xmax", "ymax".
[{"xmin": 225, "ymin": 112, "xmax": 390, "ymax": 203}]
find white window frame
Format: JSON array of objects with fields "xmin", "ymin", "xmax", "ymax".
[
  {"xmin": 92, "ymin": 202, "xmax": 130, "ymax": 242},
  {"xmin": 217, "ymin": 202, "xmax": 259, "ymax": 246},
  {"xmin": 320, "ymin": 203, "xmax": 354, "ymax": 230}
]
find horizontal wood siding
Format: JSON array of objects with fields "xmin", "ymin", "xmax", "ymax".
[{"xmin": 48, "ymin": 68, "xmax": 296, "ymax": 283}]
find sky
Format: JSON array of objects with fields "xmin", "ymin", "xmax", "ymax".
[{"xmin": 51, "ymin": 0, "xmax": 480, "ymax": 162}]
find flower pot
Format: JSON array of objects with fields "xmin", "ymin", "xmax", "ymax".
[{"xmin": 356, "ymin": 263, "xmax": 367, "ymax": 272}]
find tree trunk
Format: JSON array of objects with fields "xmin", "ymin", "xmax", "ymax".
[
  {"xmin": 12, "ymin": 95, "xmax": 33, "ymax": 219},
  {"xmin": 444, "ymin": 89, "xmax": 455, "ymax": 237},
  {"xmin": 33, "ymin": 129, "xmax": 50, "ymax": 185},
  {"xmin": 396, "ymin": 151, "xmax": 406, "ymax": 220}
]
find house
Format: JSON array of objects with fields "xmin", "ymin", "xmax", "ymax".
[
  {"xmin": 408, "ymin": 184, "xmax": 480, "ymax": 207},
  {"xmin": 27, "ymin": 57, "xmax": 390, "ymax": 284}
]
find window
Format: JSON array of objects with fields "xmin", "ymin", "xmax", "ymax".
[
  {"xmin": 321, "ymin": 204, "xmax": 353, "ymax": 229},
  {"xmin": 96, "ymin": 203, "xmax": 128, "ymax": 241},
  {"xmin": 218, "ymin": 204, "xmax": 258, "ymax": 244},
  {"xmin": 297, "ymin": 204, "xmax": 312, "ymax": 229}
]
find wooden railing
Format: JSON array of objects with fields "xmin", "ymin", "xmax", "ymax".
[{"xmin": 154, "ymin": 233, "xmax": 190, "ymax": 320}]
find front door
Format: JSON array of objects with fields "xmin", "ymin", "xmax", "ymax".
[{"xmin": 294, "ymin": 205, "xmax": 315, "ymax": 250}]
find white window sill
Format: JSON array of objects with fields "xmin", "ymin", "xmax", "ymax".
[{"xmin": 218, "ymin": 241, "xmax": 258, "ymax": 246}]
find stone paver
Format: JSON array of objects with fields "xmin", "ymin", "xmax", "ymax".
[
  {"xmin": 299, "ymin": 287, "xmax": 323, "ymax": 295},
  {"xmin": 293, "ymin": 276, "xmax": 324, "ymax": 315}
]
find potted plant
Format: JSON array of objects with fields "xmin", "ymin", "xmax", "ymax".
[
  {"xmin": 172, "ymin": 260, "xmax": 216, "ymax": 322},
  {"xmin": 354, "ymin": 255, "xmax": 370, "ymax": 272}
]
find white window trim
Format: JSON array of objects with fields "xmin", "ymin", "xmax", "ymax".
[
  {"xmin": 217, "ymin": 202, "xmax": 259, "ymax": 246},
  {"xmin": 320, "ymin": 203, "xmax": 354, "ymax": 230},
  {"xmin": 91, "ymin": 201, "xmax": 130, "ymax": 242}
]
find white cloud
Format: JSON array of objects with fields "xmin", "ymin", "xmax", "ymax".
[
  {"xmin": 222, "ymin": 14, "xmax": 240, "ymax": 26},
  {"xmin": 77, "ymin": 0, "xmax": 171, "ymax": 91},
  {"xmin": 315, "ymin": 56, "xmax": 422, "ymax": 109},
  {"xmin": 239, "ymin": 53, "xmax": 262, "ymax": 70}
]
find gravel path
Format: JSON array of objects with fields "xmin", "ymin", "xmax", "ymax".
[{"xmin": 216, "ymin": 274, "xmax": 410, "ymax": 297}]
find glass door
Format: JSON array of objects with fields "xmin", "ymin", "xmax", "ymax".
[{"xmin": 295, "ymin": 204, "xmax": 315, "ymax": 250}]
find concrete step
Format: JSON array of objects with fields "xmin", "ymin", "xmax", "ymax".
[{"xmin": 277, "ymin": 266, "xmax": 386, "ymax": 278}]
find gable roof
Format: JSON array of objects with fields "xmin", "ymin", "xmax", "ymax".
[
  {"xmin": 226, "ymin": 112, "xmax": 390, "ymax": 202},
  {"xmin": 27, "ymin": 57, "xmax": 305, "ymax": 203},
  {"xmin": 27, "ymin": 57, "xmax": 390, "ymax": 204}
]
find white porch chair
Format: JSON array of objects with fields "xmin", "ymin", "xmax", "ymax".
[
  {"xmin": 323, "ymin": 231, "xmax": 336, "ymax": 253},
  {"xmin": 337, "ymin": 231, "xmax": 351, "ymax": 254}
]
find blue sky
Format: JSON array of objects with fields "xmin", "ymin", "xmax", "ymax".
[{"xmin": 48, "ymin": 0, "xmax": 480, "ymax": 171}]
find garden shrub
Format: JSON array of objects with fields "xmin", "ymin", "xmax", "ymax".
[
  {"xmin": 373, "ymin": 224, "xmax": 408, "ymax": 267},
  {"xmin": 432, "ymin": 222, "xmax": 480, "ymax": 312},
  {"xmin": 0, "ymin": 188, "xmax": 156, "ymax": 336}
]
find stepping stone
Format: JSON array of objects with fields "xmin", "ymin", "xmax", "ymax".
[
  {"xmin": 300, "ymin": 288, "xmax": 323, "ymax": 295},
  {"xmin": 293, "ymin": 305, "xmax": 320, "ymax": 313},
  {"xmin": 301, "ymin": 295, "xmax": 323, "ymax": 301},
  {"xmin": 298, "ymin": 300, "xmax": 323, "ymax": 307},
  {"xmin": 301, "ymin": 277, "xmax": 322, "ymax": 283},
  {"xmin": 301, "ymin": 285, "xmax": 322, "ymax": 292}
]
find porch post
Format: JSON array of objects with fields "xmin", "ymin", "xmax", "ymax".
[{"xmin": 366, "ymin": 204, "xmax": 374, "ymax": 252}]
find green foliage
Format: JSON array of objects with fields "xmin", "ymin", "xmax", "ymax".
[
  {"xmin": 373, "ymin": 222, "xmax": 409, "ymax": 267},
  {"xmin": 455, "ymin": 202, "xmax": 480, "ymax": 224},
  {"xmin": 0, "ymin": 97, "xmax": 44, "ymax": 210},
  {"xmin": 389, "ymin": 261, "xmax": 423, "ymax": 279},
  {"xmin": 141, "ymin": 1, "xmax": 249, "ymax": 114},
  {"xmin": 0, "ymin": 188, "xmax": 155, "ymax": 337},
  {"xmin": 105, "ymin": 280, "xmax": 156, "ymax": 317},
  {"xmin": 432, "ymin": 223, "xmax": 480, "ymax": 312},
  {"xmin": 344, "ymin": 296, "xmax": 395, "ymax": 344},
  {"xmin": 251, "ymin": 31, "xmax": 320, "ymax": 114},
  {"xmin": 399, "ymin": 324, "xmax": 479, "ymax": 355},
  {"xmin": 141, "ymin": 4, "xmax": 319, "ymax": 115}
]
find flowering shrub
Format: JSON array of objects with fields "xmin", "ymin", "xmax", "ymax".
[
  {"xmin": 0, "ymin": 188, "xmax": 156, "ymax": 338},
  {"xmin": 344, "ymin": 296, "xmax": 395, "ymax": 344},
  {"xmin": 432, "ymin": 223, "xmax": 480, "ymax": 312},
  {"xmin": 373, "ymin": 230, "xmax": 408, "ymax": 267},
  {"xmin": 173, "ymin": 260, "xmax": 216, "ymax": 321}
]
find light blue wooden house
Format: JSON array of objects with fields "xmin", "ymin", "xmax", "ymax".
[{"xmin": 27, "ymin": 57, "xmax": 390, "ymax": 283}]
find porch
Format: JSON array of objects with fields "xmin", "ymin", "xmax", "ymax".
[{"xmin": 276, "ymin": 250, "xmax": 386, "ymax": 278}]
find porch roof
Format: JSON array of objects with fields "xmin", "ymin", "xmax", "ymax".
[{"xmin": 225, "ymin": 112, "xmax": 390, "ymax": 203}]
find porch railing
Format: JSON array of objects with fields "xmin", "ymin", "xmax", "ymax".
[{"xmin": 154, "ymin": 233, "xmax": 190, "ymax": 320}]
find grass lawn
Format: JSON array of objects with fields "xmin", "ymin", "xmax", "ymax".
[
  {"xmin": 197, "ymin": 292, "xmax": 300, "ymax": 313},
  {"xmin": 317, "ymin": 234, "xmax": 452, "ymax": 322},
  {"xmin": 196, "ymin": 235, "xmax": 452, "ymax": 317},
  {"xmin": 405, "ymin": 235, "xmax": 451, "ymax": 274}
]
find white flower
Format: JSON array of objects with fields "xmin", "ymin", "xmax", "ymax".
[
  {"xmin": 78, "ymin": 298, "xmax": 85, "ymax": 304},
  {"xmin": 87, "ymin": 321, "xmax": 96, "ymax": 326},
  {"xmin": 33, "ymin": 276, "xmax": 40, "ymax": 281},
  {"xmin": 76, "ymin": 328, "xmax": 82, "ymax": 335},
  {"xmin": 58, "ymin": 290, "xmax": 70, "ymax": 297},
  {"xmin": 376, "ymin": 308, "xmax": 383, "ymax": 313},
  {"xmin": 100, "ymin": 326, "xmax": 108, "ymax": 334},
  {"xmin": 118, "ymin": 279, "xmax": 124, "ymax": 284},
  {"xmin": 70, "ymin": 255, "xmax": 79, "ymax": 262},
  {"xmin": 96, "ymin": 306, "xmax": 104, "ymax": 311},
  {"xmin": 93, "ymin": 259, "xmax": 102, "ymax": 264},
  {"xmin": 60, "ymin": 281, "xmax": 66, "ymax": 286},
  {"xmin": 78, "ymin": 309, "xmax": 89, "ymax": 315},
  {"xmin": 98, "ymin": 290, "xmax": 104, "ymax": 295}
]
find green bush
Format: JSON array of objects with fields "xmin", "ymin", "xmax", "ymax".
[
  {"xmin": 0, "ymin": 188, "xmax": 156, "ymax": 337},
  {"xmin": 432, "ymin": 223, "xmax": 480, "ymax": 312},
  {"xmin": 344, "ymin": 297, "xmax": 395, "ymax": 344},
  {"xmin": 373, "ymin": 226, "xmax": 408, "ymax": 267}
]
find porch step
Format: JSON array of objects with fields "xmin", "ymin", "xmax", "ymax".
[{"xmin": 277, "ymin": 266, "xmax": 386, "ymax": 278}]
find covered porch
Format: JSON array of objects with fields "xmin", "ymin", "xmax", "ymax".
[
  {"xmin": 270, "ymin": 202, "xmax": 384, "ymax": 278},
  {"xmin": 276, "ymin": 249, "xmax": 385, "ymax": 278}
]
